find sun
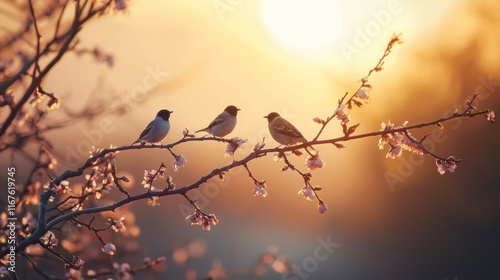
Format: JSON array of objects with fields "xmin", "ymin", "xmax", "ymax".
[{"xmin": 260, "ymin": 0, "xmax": 343, "ymax": 55}]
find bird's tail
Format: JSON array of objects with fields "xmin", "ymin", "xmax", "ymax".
[{"xmin": 194, "ymin": 128, "xmax": 208, "ymax": 134}]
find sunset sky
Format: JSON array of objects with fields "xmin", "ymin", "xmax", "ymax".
[{"xmin": 2, "ymin": 0, "xmax": 500, "ymax": 279}]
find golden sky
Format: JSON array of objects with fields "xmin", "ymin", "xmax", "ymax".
[{"xmin": 4, "ymin": 0, "xmax": 500, "ymax": 278}]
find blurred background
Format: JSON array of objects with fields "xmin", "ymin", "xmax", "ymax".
[{"xmin": 2, "ymin": 0, "xmax": 500, "ymax": 279}]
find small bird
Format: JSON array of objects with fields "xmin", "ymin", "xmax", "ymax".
[
  {"xmin": 264, "ymin": 112, "xmax": 308, "ymax": 146},
  {"xmin": 131, "ymin": 109, "xmax": 173, "ymax": 145},
  {"xmin": 195, "ymin": 105, "xmax": 240, "ymax": 137}
]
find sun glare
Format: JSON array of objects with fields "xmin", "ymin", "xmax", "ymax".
[{"xmin": 260, "ymin": 0, "xmax": 342, "ymax": 55}]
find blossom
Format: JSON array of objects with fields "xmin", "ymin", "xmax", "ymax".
[
  {"xmin": 379, "ymin": 120, "xmax": 425, "ymax": 158},
  {"xmin": 386, "ymin": 144, "xmax": 402, "ymax": 159},
  {"xmin": 400, "ymin": 134, "xmax": 424, "ymax": 155},
  {"xmin": 317, "ymin": 202, "xmax": 328, "ymax": 214},
  {"xmin": 298, "ymin": 185, "xmax": 315, "ymax": 201},
  {"xmin": 225, "ymin": 137, "xmax": 247, "ymax": 157},
  {"xmin": 102, "ymin": 173, "xmax": 114, "ymax": 185},
  {"xmin": 173, "ymin": 155, "xmax": 187, "ymax": 171},
  {"xmin": 183, "ymin": 128, "xmax": 195, "ymax": 137},
  {"xmin": 52, "ymin": 180, "xmax": 70, "ymax": 195},
  {"xmin": 186, "ymin": 211, "xmax": 218, "ymax": 231},
  {"xmin": 334, "ymin": 104, "xmax": 351, "ymax": 124},
  {"xmin": 147, "ymin": 195, "xmax": 160, "ymax": 206},
  {"xmin": 186, "ymin": 211, "xmax": 203, "ymax": 225},
  {"xmin": 485, "ymin": 111, "xmax": 495, "ymax": 123},
  {"xmin": 111, "ymin": 217, "xmax": 126, "ymax": 232},
  {"xmin": 66, "ymin": 256, "xmax": 85, "ymax": 270},
  {"xmin": 114, "ymin": 262, "xmax": 132, "ymax": 280},
  {"xmin": 202, "ymin": 214, "xmax": 218, "ymax": 231},
  {"xmin": 142, "ymin": 169, "xmax": 158, "ymax": 189},
  {"xmin": 102, "ymin": 243, "xmax": 117, "ymax": 255},
  {"xmin": 305, "ymin": 153, "xmax": 325, "ymax": 170},
  {"xmin": 313, "ymin": 117, "xmax": 324, "ymax": 124},
  {"xmin": 355, "ymin": 88, "xmax": 370, "ymax": 101},
  {"xmin": 436, "ymin": 156, "xmax": 458, "ymax": 174},
  {"xmin": 40, "ymin": 231, "xmax": 58, "ymax": 248},
  {"xmin": 252, "ymin": 184, "xmax": 268, "ymax": 198}
]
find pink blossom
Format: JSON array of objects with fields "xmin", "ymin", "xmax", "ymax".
[
  {"xmin": 52, "ymin": 180, "xmax": 70, "ymax": 195},
  {"xmin": 112, "ymin": 217, "xmax": 126, "ymax": 232},
  {"xmin": 225, "ymin": 137, "xmax": 247, "ymax": 157},
  {"xmin": 317, "ymin": 202, "xmax": 328, "ymax": 214},
  {"xmin": 186, "ymin": 212, "xmax": 203, "ymax": 225},
  {"xmin": 298, "ymin": 186, "xmax": 315, "ymax": 201},
  {"xmin": 142, "ymin": 169, "xmax": 157, "ymax": 189},
  {"xmin": 313, "ymin": 117, "xmax": 324, "ymax": 124},
  {"xmin": 115, "ymin": 262, "xmax": 131, "ymax": 280},
  {"xmin": 40, "ymin": 231, "xmax": 58, "ymax": 248},
  {"xmin": 400, "ymin": 134, "xmax": 425, "ymax": 155},
  {"xmin": 70, "ymin": 256, "xmax": 85, "ymax": 270},
  {"xmin": 102, "ymin": 243, "xmax": 117, "ymax": 255},
  {"xmin": 436, "ymin": 157, "xmax": 458, "ymax": 174},
  {"xmin": 386, "ymin": 144, "xmax": 402, "ymax": 159},
  {"xmin": 173, "ymin": 155, "xmax": 187, "ymax": 171},
  {"xmin": 202, "ymin": 214, "xmax": 218, "ymax": 231},
  {"xmin": 186, "ymin": 211, "xmax": 218, "ymax": 231},
  {"xmin": 334, "ymin": 104, "xmax": 351, "ymax": 124},
  {"xmin": 183, "ymin": 128, "xmax": 195, "ymax": 137},
  {"xmin": 355, "ymin": 88, "xmax": 370, "ymax": 101},
  {"xmin": 252, "ymin": 185, "xmax": 268, "ymax": 198},
  {"xmin": 379, "ymin": 120, "xmax": 425, "ymax": 158},
  {"xmin": 305, "ymin": 153, "xmax": 325, "ymax": 170}
]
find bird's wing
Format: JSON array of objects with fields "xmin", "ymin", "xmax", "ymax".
[
  {"xmin": 273, "ymin": 119, "xmax": 304, "ymax": 138},
  {"xmin": 138, "ymin": 120, "xmax": 154, "ymax": 139},
  {"xmin": 207, "ymin": 113, "xmax": 226, "ymax": 129},
  {"xmin": 196, "ymin": 114, "xmax": 225, "ymax": 133}
]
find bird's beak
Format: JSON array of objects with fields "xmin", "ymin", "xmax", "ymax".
[
  {"xmin": 237, "ymin": 108, "xmax": 241, "ymax": 111},
  {"xmin": 263, "ymin": 116, "xmax": 268, "ymax": 119},
  {"xmin": 169, "ymin": 111, "xmax": 174, "ymax": 113}
]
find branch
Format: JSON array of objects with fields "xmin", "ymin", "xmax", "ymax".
[{"xmin": 1, "ymin": 100, "xmax": 489, "ymax": 258}]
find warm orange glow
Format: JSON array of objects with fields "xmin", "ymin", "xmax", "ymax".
[{"xmin": 260, "ymin": 0, "xmax": 342, "ymax": 55}]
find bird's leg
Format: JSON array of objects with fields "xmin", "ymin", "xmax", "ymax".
[{"xmin": 304, "ymin": 145, "xmax": 317, "ymax": 157}]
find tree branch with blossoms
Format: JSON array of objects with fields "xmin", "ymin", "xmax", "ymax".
[{"xmin": 1, "ymin": 19, "xmax": 496, "ymax": 280}]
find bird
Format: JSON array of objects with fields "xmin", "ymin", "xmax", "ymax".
[
  {"xmin": 131, "ymin": 109, "xmax": 172, "ymax": 145},
  {"xmin": 264, "ymin": 112, "xmax": 308, "ymax": 146},
  {"xmin": 195, "ymin": 105, "xmax": 240, "ymax": 137}
]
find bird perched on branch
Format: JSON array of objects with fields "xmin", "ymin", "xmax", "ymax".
[
  {"xmin": 131, "ymin": 109, "xmax": 172, "ymax": 145},
  {"xmin": 195, "ymin": 105, "xmax": 240, "ymax": 137},
  {"xmin": 264, "ymin": 112, "xmax": 307, "ymax": 146}
]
